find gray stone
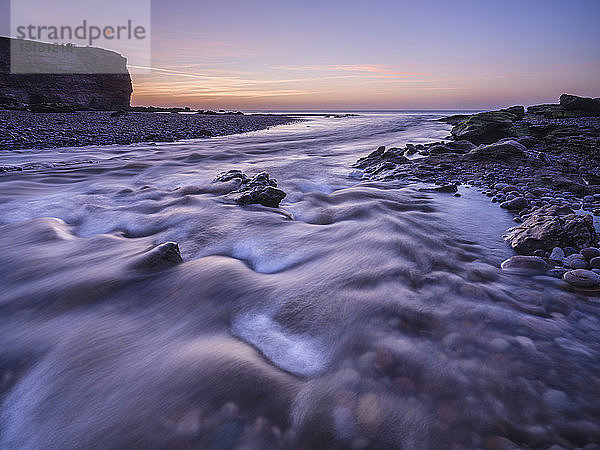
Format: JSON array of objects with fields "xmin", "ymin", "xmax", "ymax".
[
  {"xmin": 465, "ymin": 140, "xmax": 528, "ymax": 162},
  {"xmin": 500, "ymin": 197, "xmax": 528, "ymax": 211},
  {"xmin": 501, "ymin": 255, "xmax": 547, "ymax": 273},
  {"xmin": 506, "ymin": 205, "xmax": 599, "ymax": 255},
  {"xmin": 563, "ymin": 254, "xmax": 589, "ymax": 269},
  {"xmin": 563, "ymin": 269, "xmax": 600, "ymax": 288},
  {"xmin": 549, "ymin": 247, "xmax": 565, "ymax": 261},
  {"xmin": 580, "ymin": 247, "xmax": 600, "ymax": 261}
]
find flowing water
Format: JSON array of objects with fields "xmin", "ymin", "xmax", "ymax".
[{"xmin": 0, "ymin": 112, "xmax": 599, "ymax": 449}]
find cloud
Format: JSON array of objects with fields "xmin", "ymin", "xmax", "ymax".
[{"xmin": 272, "ymin": 64, "xmax": 430, "ymax": 78}]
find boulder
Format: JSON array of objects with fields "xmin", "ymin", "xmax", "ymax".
[
  {"xmin": 506, "ymin": 205, "xmax": 599, "ymax": 255},
  {"xmin": 355, "ymin": 146, "xmax": 408, "ymax": 168},
  {"xmin": 549, "ymin": 247, "xmax": 565, "ymax": 262},
  {"xmin": 426, "ymin": 140, "xmax": 475, "ymax": 155},
  {"xmin": 563, "ymin": 254, "xmax": 588, "ymax": 269},
  {"xmin": 448, "ymin": 107, "xmax": 527, "ymax": 144},
  {"xmin": 213, "ymin": 170, "xmax": 287, "ymax": 208},
  {"xmin": 501, "ymin": 255, "xmax": 547, "ymax": 273},
  {"xmin": 560, "ymin": 94, "xmax": 600, "ymax": 116},
  {"xmin": 580, "ymin": 247, "xmax": 600, "ymax": 261},
  {"xmin": 235, "ymin": 186, "xmax": 286, "ymax": 208},
  {"xmin": 464, "ymin": 140, "xmax": 528, "ymax": 162},
  {"xmin": 563, "ymin": 269, "xmax": 600, "ymax": 288},
  {"xmin": 500, "ymin": 197, "xmax": 528, "ymax": 211},
  {"xmin": 526, "ymin": 104, "xmax": 589, "ymax": 119},
  {"xmin": 213, "ymin": 169, "xmax": 250, "ymax": 184},
  {"xmin": 503, "ymin": 105, "xmax": 525, "ymax": 119}
]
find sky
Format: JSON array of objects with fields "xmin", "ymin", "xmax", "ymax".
[{"xmin": 2, "ymin": 0, "xmax": 600, "ymax": 110}]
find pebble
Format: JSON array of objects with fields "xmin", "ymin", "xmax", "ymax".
[
  {"xmin": 591, "ymin": 257, "xmax": 600, "ymax": 269},
  {"xmin": 563, "ymin": 269, "xmax": 600, "ymax": 288}
]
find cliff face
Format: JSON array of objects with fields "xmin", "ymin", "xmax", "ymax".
[{"xmin": 0, "ymin": 37, "xmax": 133, "ymax": 110}]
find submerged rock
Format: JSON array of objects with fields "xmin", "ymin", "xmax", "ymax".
[
  {"xmin": 213, "ymin": 170, "xmax": 287, "ymax": 208},
  {"xmin": 235, "ymin": 186, "xmax": 287, "ymax": 208},
  {"xmin": 130, "ymin": 242, "xmax": 184, "ymax": 270},
  {"xmin": 506, "ymin": 205, "xmax": 598, "ymax": 255},
  {"xmin": 419, "ymin": 184, "xmax": 458, "ymax": 193}
]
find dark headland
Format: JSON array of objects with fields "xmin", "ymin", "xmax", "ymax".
[
  {"xmin": 355, "ymin": 94, "xmax": 600, "ymax": 288},
  {"xmin": 0, "ymin": 37, "xmax": 297, "ymax": 150}
]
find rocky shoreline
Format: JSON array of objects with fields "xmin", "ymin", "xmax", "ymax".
[
  {"xmin": 0, "ymin": 110, "xmax": 297, "ymax": 153},
  {"xmin": 354, "ymin": 94, "xmax": 600, "ymax": 289}
]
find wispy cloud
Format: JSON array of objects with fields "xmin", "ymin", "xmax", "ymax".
[{"xmin": 272, "ymin": 64, "xmax": 430, "ymax": 78}]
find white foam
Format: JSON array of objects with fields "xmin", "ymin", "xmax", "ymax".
[{"xmin": 231, "ymin": 312, "xmax": 328, "ymax": 377}]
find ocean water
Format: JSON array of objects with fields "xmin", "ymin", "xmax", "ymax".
[{"xmin": 0, "ymin": 112, "xmax": 599, "ymax": 449}]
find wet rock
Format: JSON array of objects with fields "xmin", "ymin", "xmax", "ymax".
[
  {"xmin": 580, "ymin": 247, "xmax": 600, "ymax": 261},
  {"xmin": 355, "ymin": 146, "xmax": 408, "ymax": 168},
  {"xmin": 500, "ymin": 197, "xmax": 528, "ymax": 211},
  {"xmin": 549, "ymin": 247, "xmax": 565, "ymax": 262},
  {"xmin": 506, "ymin": 205, "xmax": 598, "ymax": 254},
  {"xmin": 446, "ymin": 108, "xmax": 527, "ymax": 144},
  {"xmin": 548, "ymin": 268, "xmax": 569, "ymax": 279},
  {"xmin": 426, "ymin": 140, "xmax": 475, "ymax": 155},
  {"xmin": 501, "ymin": 255, "xmax": 547, "ymax": 273},
  {"xmin": 130, "ymin": 242, "xmax": 184, "ymax": 270},
  {"xmin": 213, "ymin": 170, "xmax": 250, "ymax": 184},
  {"xmin": 563, "ymin": 269, "xmax": 600, "ymax": 288},
  {"xmin": 563, "ymin": 254, "xmax": 589, "ymax": 269},
  {"xmin": 214, "ymin": 170, "xmax": 288, "ymax": 208},
  {"xmin": 464, "ymin": 140, "xmax": 528, "ymax": 162},
  {"xmin": 590, "ymin": 257, "xmax": 600, "ymax": 269},
  {"xmin": 419, "ymin": 184, "xmax": 458, "ymax": 193},
  {"xmin": 235, "ymin": 186, "xmax": 287, "ymax": 208}
]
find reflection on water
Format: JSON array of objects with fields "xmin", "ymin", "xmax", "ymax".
[{"xmin": 1, "ymin": 113, "xmax": 599, "ymax": 448}]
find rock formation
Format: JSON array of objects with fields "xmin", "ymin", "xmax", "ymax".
[{"xmin": 0, "ymin": 37, "xmax": 132, "ymax": 110}]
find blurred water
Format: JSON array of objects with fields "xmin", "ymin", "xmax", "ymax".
[{"xmin": 0, "ymin": 112, "xmax": 599, "ymax": 449}]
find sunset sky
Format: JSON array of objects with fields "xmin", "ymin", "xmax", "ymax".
[{"xmin": 2, "ymin": 0, "xmax": 600, "ymax": 110}]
